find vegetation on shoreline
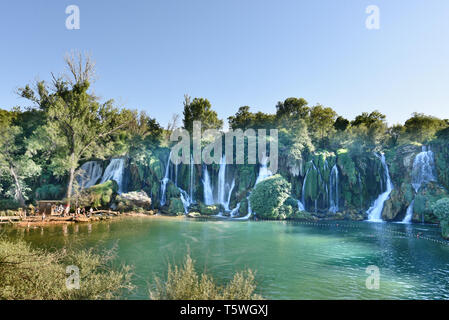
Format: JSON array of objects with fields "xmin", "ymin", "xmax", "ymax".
[
  {"xmin": 150, "ymin": 254, "xmax": 262, "ymax": 300},
  {"xmin": 0, "ymin": 237, "xmax": 134, "ymax": 300}
]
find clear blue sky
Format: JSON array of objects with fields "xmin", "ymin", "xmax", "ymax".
[{"xmin": 1, "ymin": 0, "xmax": 449, "ymax": 127}]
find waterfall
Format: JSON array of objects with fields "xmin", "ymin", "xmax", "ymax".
[
  {"xmin": 178, "ymin": 188, "xmax": 191, "ymax": 214},
  {"xmin": 411, "ymin": 146, "xmax": 436, "ymax": 193},
  {"xmin": 100, "ymin": 159, "xmax": 125, "ymax": 194},
  {"xmin": 367, "ymin": 154, "xmax": 393, "ymax": 222},
  {"xmin": 160, "ymin": 151, "xmax": 172, "ymax": 206},
  {"xmin": 230, "ymin": 203, "xmax": 241, "ymax": 218},
  {"xmin": 255, "ymin": 157, "xmax": 273, "ymax": 185},
  {"xmin": 225, "ymin": 179, "xmax": 235, "ymax": 211},
  {"xmin": 76, "ymin": 161, "xmax": 103, "ymax": 189},
  {"xmin": 329, "ymin": 164, "xmax": 339, "ymax": 213},
  {"xmin": 301, "ymin": 167, "xmax": 310, "ymax": 211},
  {"xmin": 189, "ymin": 155, "xmax": 195, "ymax": 203},
  {"xmin": 401, "ymin": 146, "xmax": 437, "ymax": 223},
  {"xmin": 203, "ymin": 165, "xmax": 214, "ymax": 205},
  {"xmin": 297, "ymin": 200, "xmax": 305, "ymax": 212},
  {"xmin": 401, "ymin": 200, "xmax": 415, "ymax": 224},
  {"xmin": 217, "ymin": 155, "xmax": 227, "ymax": 207},
  {"xmin": 175, "ymin": 163, "xmax": 178, "ymax": 187}
]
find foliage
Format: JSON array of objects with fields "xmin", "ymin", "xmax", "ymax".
[
  {"xmin": 249, "ymin": 175, "xmax": 291, "ymax": 219},
  {"xmin": 183, "ymin": 96, "xmax": 223, "ymax": 133},
  {"xmin": 76, "ymin": 180, "xmax": 118, "ymax": 208},
  {"xmin": 168, "ymin": 198, "xmax": 185, "ymax": 216},
  {"xmin": 149, "ymin": 254, "xmax": 261, "ymax": 300},
  {"xmin": 0, "ymin": 238, "xmax": 134, "ymax": 300},
  {"xmin": 432, "ymin": 198, "xmax": 449, "ymax": 239}
]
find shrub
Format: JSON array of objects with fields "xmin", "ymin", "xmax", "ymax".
[
  {"xmin": 0, "ymin": 199, "xmax": 20, "ymax": 211},
  {"xmin": 0, "ymin": 238, "xmax": 134, "ymax": 300},
  {"xmin": 432, "ymin": 198, "xmax": 449, "ymax": 239},
  {"xmin": 249, "ymin": 175, "xmax": 291, "ymax": 219},
  {"xmin": 149, "ymin": 254, "xmax": 262, "ymax": 300},
  {"xmin": 169, "ymin": 198, "xmax": 185, "ymax": 216}
]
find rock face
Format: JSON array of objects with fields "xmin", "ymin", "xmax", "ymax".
[{"xmin": 116, "ymin": 191, "xmax": 152, "ymax": 212}]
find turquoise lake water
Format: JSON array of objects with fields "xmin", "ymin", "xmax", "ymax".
[{"xmin": 3, "ymin": 217, "xmax": 449, "ymax": 299}]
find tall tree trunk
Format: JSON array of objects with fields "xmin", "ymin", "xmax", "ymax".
[
  {"xmin": 9, "ymin": 164, "xmax": 25, "ymax": 207},
  {"xmin": 66, "ymin": 152, "xmax": 76, "ymax": 208}
]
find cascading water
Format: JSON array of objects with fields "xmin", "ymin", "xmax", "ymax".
[
  {"xmin": 297, "ymin": 200, "xmax": 305, "ymax": 212},
  {"xmin": 178, "ymin": 188, "xmax": 191, "ymax": 214},
  {"xmin": 301, "ymin": 167, "xmax": 310, "ymax": 211},
  {"xmin": 189, "ymin": 155, "xmax": 195, "ymax": 203},
  {"xmin": 217, "ymin": 155, "xmax": 227, "ymax": 207},
  {"xmin": 100, "ymin": 159, "xmax": 125, "ymax": 194},
  {"xmin": 76, "ymin": 161, "xmax": 103, "ymax": 189},
  {"xmin": 329, "ymin": 164, "xmax": 339, "ymax": 213},
  {"xmin": 255, "ymin": 157, "xmax": 273, "ymax": 185},
  {"xmin": 401, "ymin": 200, "xmax": 415, "ymax": 224},
  {"xmin": 160, "ymin": 151, "xmax": 172, "ymax": 206},
  {"xmin": 401, "ymin": 146, "xmax": 437, "ymax": 224},
  {"xmin": 411, "ymin": 146, "xmax": 437, "ymax": 193},
  {"xmin": 367, "ymin": 154, "xmax": 393, "ymax": 222},
  {"xmin": 202, "ymin": 165, "xmax": 214, "ymax": 205}
]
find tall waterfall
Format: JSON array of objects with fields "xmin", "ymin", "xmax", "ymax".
[
  {"xmin": 100, "ymin": 159, "xmax": 125, "ymax": 194},
  {"xmin": 160, "ymin": 151, "xmax": 172, "ymax": 206},
  {"xmin": 401, "ymin": 146, "xmax": 437, "ymax": 223},
  {"xmin": 329, "ymin": 164, "xmax": 339, "ymax": 213},
  {"xmin": 411, "ymin": 146, "xmax": 436, "ymax": 193},
  {"xmin": 203, "ymin": 165, "xmax": 214, "ymax": 205},
  {"xmin": 189, "ymin": 155, "xmax": 195, "ymax": 203},
  {"xmin": 367, "ymin": 154, "xmax": 393, "ymax": 222},
  {"xmin": 217, "ymin": 155, "xmax": 227, "ymax": 207},
  {"xmin": 76, "ymin": 161, "xmax": 103, "ymax": 189}
]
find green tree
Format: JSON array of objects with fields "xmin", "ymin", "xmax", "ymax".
[
  {"xmin": 182, "ymin": 96, "xmax": 223, "ymax": 132},
  {"xmin": 0, "ymin": 109, "xmax": 40, "ymax": 206},
  {"xmin": 19, "ymin": 53, "xmax": 129, "ymax": 205},
  {"xmin": 276, "ymin": 97, "xmax": 309, "ymax": 120},
  {"xmin": 404, "ymin": 113, "xmax": 448, "ymax": 143},
  {"xmin": 308, "ymin": 104, "xmax": 337, "ymax": 148},
  {"xmin": 334, "ymin": 116, "xmax": 350, "ymax": 131}
]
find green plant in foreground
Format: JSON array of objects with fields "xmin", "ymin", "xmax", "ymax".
[
  {"xmin": 150, "ymin": 254, "xmax": 262, "ymax": 300},
  {"xmin": 0, "ymin": 238, "xmax": 134, "ymax": 300}
]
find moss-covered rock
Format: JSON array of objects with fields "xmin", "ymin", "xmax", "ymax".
[
  {"xmin": 116, "ymin": 191, "xmax": 152, "ymax": 213},
  {"xmin": 79, "ymin": 181, "xmax": 118, "ymax": 208},
  {"xmin": 168, "ymin": 198, "xmax": 185, "ymax": 216},
  {"xmin": 198, "ymin": 203, "xmax": 221, "ymax": 216}
]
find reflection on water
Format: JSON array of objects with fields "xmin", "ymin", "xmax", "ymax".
[{"xmin": 2, "ymin": 218, "xmax": 449, "ymax": 300}]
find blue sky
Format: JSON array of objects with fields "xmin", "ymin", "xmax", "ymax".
[{"xmin": 1, "ymin": 0, "xmax": 449, "ymax": 127}]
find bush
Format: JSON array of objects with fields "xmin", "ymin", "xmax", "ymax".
[
  {"xmin": 0, "ymin": 238, "xmax": 134, "ymax": 300},
  {"xmin": 169, "ymin": 198, "xmax": 185, "ymax": 216},
  {"xmin": 0, "ymin": 199, "xmax": 20, "ymax": 211},
  {"xmin": 149, "ymin": 254, "xmax": 262, "ymax": 300},
  {"xmin": 432, "ymin": 198, "xmax": 449, "ymax": 239},
  {"xmin": 249, "ymin": 175, "xmax": 291, "ymax": 219}
]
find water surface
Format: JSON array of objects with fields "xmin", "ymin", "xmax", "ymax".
[{"xmin": 3, "ymin": 217, "xmax": 449, "ymax": 299}]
